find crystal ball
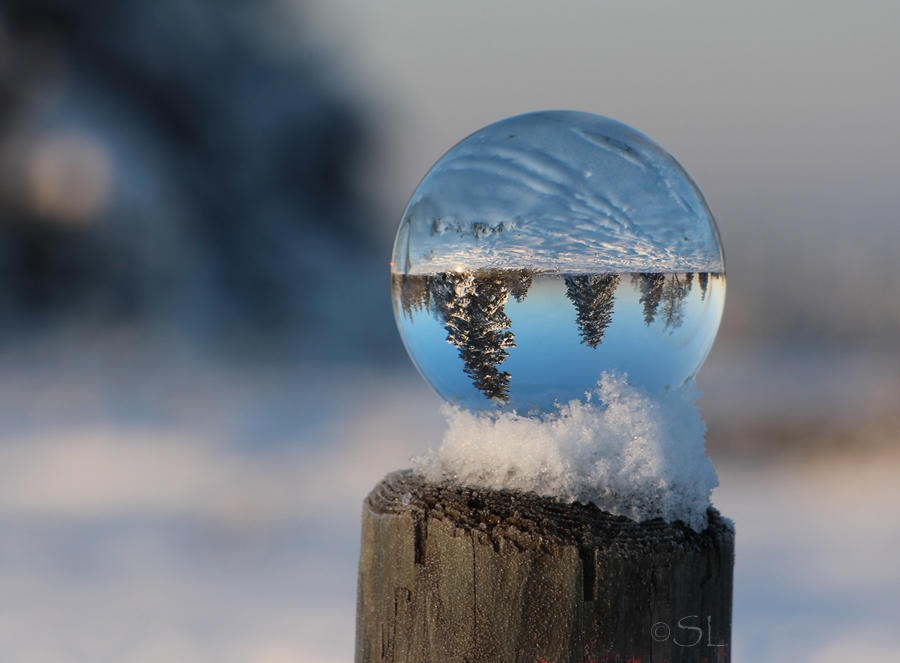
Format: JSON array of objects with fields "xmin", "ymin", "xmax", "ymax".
[{"xmin": 391, "ymin": 111, "xmax": 725, "ymax": 414}]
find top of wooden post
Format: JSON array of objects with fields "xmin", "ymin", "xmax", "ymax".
[{"xmin": 367, "ymin": 469, "xmax": 734, "ymax": 553}]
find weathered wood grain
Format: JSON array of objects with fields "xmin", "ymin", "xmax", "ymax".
[{"xmin": 356, "ymin": 470, "xmax": 733, "ymax": 663}]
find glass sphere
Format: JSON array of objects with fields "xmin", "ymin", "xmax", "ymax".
[{"xmin": 392, "ymin": 111, "xmax": 725, "ymax": 414}]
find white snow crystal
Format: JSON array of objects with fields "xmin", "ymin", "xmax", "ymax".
[{"xmin": 415, "ymin": 373, "xmax": 718, "ymax": 532}]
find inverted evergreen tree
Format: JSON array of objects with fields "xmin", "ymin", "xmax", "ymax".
[
  {"xmin": 421, "ymin": 271, "xmax": 532, "ymax": 402},
  {"xmin": 564, "ymin": 274, "xmax": 620, "ymax": 348},
  {"xmin": 659, "ymin": 273, "xmax": 693, "ymax": 331},
  {"xmin": 698, "ymin": 272, "xmax": 709, "ymax": 301},
  {"xmin": 636, "ymin": 273, "xmax": 666, "ymax": 325},
  {"xmin": 394, "ymin": 274, "xmax": 432, "ymax": 319}
]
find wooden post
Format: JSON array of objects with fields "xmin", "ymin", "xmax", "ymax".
[{"xmin": 356, "ymin": 470, "xmax": 733, "ymax": 663}]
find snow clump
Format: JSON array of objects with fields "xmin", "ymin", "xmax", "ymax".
[{"xmin": 415, "ymin": 372, "xmax": 717, "ymax": 532}]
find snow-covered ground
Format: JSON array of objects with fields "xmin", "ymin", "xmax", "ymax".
[
  {"xmin": 0, "ymin": 341, "xmax": 898, "ymax": 662},
  {"xmin": 717, "ymin": 455, "xmax": 900, "ymax": 663}
]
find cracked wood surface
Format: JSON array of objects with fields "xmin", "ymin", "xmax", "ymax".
[{"xmin": 356, "ymin": 470, "xmax": 733, "ymax": 663}]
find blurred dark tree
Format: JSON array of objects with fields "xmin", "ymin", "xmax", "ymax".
[{"xmin": 0, "ymin": 0, "xmax": 395, "ymax": 358}]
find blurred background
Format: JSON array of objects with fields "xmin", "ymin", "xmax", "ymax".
[{"xmin": 0, "ymin": 0, "xmax": 898, "ymax": 661}]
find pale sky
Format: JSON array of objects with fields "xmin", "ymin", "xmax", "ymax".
[
  {"xmin": 303, "ymin": 1, "xmax": 899, "ymax": 208},
  {"xmin": 300, "ymin": 1, "xmax": 900, "ymax": 343}
]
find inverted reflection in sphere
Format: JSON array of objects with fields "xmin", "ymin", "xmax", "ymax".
[{"xmin": 392, "ymin": 111, "xmax": 725, "ymax": 414}]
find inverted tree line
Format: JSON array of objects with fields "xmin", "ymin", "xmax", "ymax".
[{"xmin": 394, "ymin": 270, "xmax": 718, "ymax": 402}]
